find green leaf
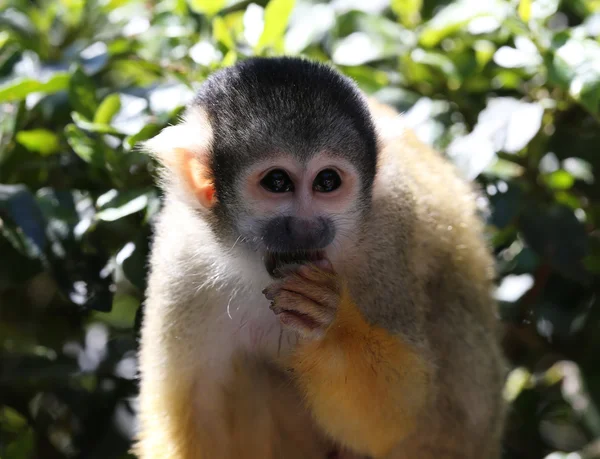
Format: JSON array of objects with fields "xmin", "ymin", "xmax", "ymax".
[
  {"xmin": 520, "ymin": 204, "xmax": 590, "ymax": 282},
  {"xmin": 95, "ymin": 292, "xmax": 140, "ymax": 328},
  {"xmin": 391, "ymin": 0, "xmax": 423, "ymax": 27},
  {"xmin": 545, "ymin": 170, "xmax": 575, "ymax": 190},
  {"xmin": 72, "ymin": 112, "xmax": 122, "ymax": 135},
  {"xmin": 0, "ymin": 406, "xmax": 28, "ymax": 432},
  {"xmin": 93, "ymin": 94, "xmax": 121, "ymax": 125},
  {"xmin": 551, "ymin": 38, "xmax": 600, "ymax": 115},
  {"xmin": 419, "ymin": 0, "xmax": 509, "ymax": 47},
  {"xmin": 5, "ymin": 427, "xmax": 35, "ymax": 459},
  {"xmin": 15, "ymin": 129, "xmax": 60, "ymax": 156},
  {"xmin": 518, "ymin": 0, "xmax": 532, "ymax": 22},
  {"xmin": 410, "ymin": 49, "xmax": 462, "ymax": 85},
  {"xmin": 531, "ymin": 0, "xmax": 560, "ymax": 21},
  {"xmin": 0, "ymin": 184, "xmax": 47, "ymax": 255},
  {"xmin": 64, "ymin": 124, "xmax": 105, "ymax": 167},
  {"xmin": 474, "ymin": 40, "xmax": 496, "ymax": 69},
  {"xmin": 125, "ymin": 123, "xmax": 162, "ymax": 149},
  {"xmin": 212, "ymin": 16, "xmax": 235, "ymax": 49},
  {"xmin": 68, "ymin": 67, "xmax": 98, "ymax": 119},
  {"xmin": 96, "ymin": 190, "xmax": 150, "ymax": 221},
  {"xmin": 187, "ymin": 0, "xmax": 226, "ymax": 17},
  {"xmin": 503, "ymin": 367, "xmax": 534, "ymax": 402},
  {"xmin": 255, "ymin": 0, "xmax": 296, "ymax": 52},
  {"xmin": 0, "ymin": 72, "xmax": 70, "ymax": 103}
]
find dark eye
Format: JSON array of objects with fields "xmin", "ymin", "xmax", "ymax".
[
  {"xmin": 313, "ymin": 169, "xmax": 341, "ymax": 193},
  {"xmin": 260, "ymin": 169, "xmax": 294, "ymax": 193}
]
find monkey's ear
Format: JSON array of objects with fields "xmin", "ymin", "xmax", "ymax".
[{"xmin": 143, "ymin": 111, "xmax": 216, "ymax": 209}]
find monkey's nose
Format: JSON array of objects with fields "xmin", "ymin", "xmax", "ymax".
[
  {"xmin": 286, "ymin": 217, "xmax": 334, "ymax": 250},
  {"xmin": 263, "ymin": 216, "xmax": 335, "ymax": 252}
]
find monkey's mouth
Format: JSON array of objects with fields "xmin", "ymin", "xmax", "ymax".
[{"xmin": 264, "ymin": 251, "xmax": 325, "ymax": 278}]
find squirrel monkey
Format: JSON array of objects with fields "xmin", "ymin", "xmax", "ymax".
[{"xmin": 135, "ymin": 57, "xmax": 506, "ymax": 459}]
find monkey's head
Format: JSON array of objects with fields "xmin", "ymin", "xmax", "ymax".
[{"xmin": 146, "ymin": 57, "xmax": 379, "ymax": 278}]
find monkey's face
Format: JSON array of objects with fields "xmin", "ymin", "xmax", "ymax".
[
  {"xmin": 145, "ymin": 57, "xmax": 379, "ymax": 278},
  {"xmin": 232, "ymin": 153, "xmax": 368, "ymax": 278}
]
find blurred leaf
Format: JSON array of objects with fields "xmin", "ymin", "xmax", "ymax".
[
  {"xmin": 5, "ymin": 427, "xmax": 34, "ymax": 459},
  {"xmin": 520, "ymin": 204, "xmax": 590, "ymax": 282},
  {"xmin": 212, "ymin": 16, "xmax": 235, "ymax": 49},
  {"xmin": 120, "ymin": 230, "xmax": 151, "ymax": 292},
  {"xmin": 504, "ymin": 367, "xmax": 534, "ymax": 402},
  {"xmin": 545, "ymin": 170, "xmax": 575, "ymax": 190},
  {"xmin": 125, "ymin": 123, "xmax": 162, "ymax": 149},
  {"xmin": 95, "ymin": 292, "xmax": 139, "ymax": 329},
  {"xmin": 448, "ymin": 98, "xmax": 544, "ymax": 179},
  {"xmin": 64, "ymin": 124, "xmax": 105, "ymax": 167},
  {"xmin": 284, "ymin": 3, "xmax": 335, "ymax": 54},
  {"xmin": 187, "ymin": 0, "xmax": 226, "ymax": 17},
  {"xmin": 419, "ymin": 0, "xmax": 509, "ymax": 47},
  {"xmin": 255, "ymin": 0, "xmax": 296, "ymax": 52},
  {"xmin": 339, "ymin": 65, "xmax": 390, "ymax": 92},
  {"xmin": 0, "ymin": 406, "xmax": 28, "ymax": 432},
  {"xmin": 15, "ymin": 129, "xmax": 60, "ymax": 156},
  {"xmin": 474, "ymin": 40, "xmax": 496, "ymax": 69},
  {"xmin": 489, "ymin": 183, "xmax": 523, "ymax": 228},
  {"xmin": 68, "ymin": 67, "xmax": 98, "ymax": 120},
  {"xmin": 72, "ymin": 111, "xmax": 122, "ymax": 135},
  {"xmin": 494, "ymin": 37, "xmax": 543, "ymax": 69},
  {"xmin": 531, "ymin": 0, "xmax": 560, "ymax": 21},
  {"xmin": 411, "ymin": 48, "xmax": 461, "ymax": 85},
  {"xmin": 96, "ymin": 190, "xmax": 150, "ymax": 222},
  {"xmin": 551, "ymin": 38, "xmax": 600, "ymax": 115},
  {"xmin": 0, "ymin": 185, "xmax": 47, "ymax": 254},
  {"xmin": 563, "ymin": 157, "xmax": 594, "ymax": 184},
  {"xmin": 0, "ymin": 72, "xmax": 70, "ymax": 103},
  {"xmin": 333, "ymin": 32, "xmax": 385, "ymax": 66},
  {"xmin": 519, "ymin": 0, "xmax": 532, "ymax": 22},
  {"xmin": 94, "ymin": 94, "xmax": 122, "ymax": 125},
  {"xmin": 391, "ymin": 0, "xmax": 422, "ymax": 27}
]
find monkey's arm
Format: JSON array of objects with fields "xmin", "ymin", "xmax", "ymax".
[{"xmin": 266, "ymin": 267, "xmax": 431, "ymax": 458}]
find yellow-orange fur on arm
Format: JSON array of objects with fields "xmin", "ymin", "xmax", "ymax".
[{"xmin": 288, "ymin": 282, "xmax": 431, "ymax": 458}]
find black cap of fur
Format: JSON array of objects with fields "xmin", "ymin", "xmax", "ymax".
[{"xmin": 192, "ymin": 57, "xmax": 378, "ymax": 198}]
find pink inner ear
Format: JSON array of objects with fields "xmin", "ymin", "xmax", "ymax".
[{"xmin": 176, "ymin": 148, "xmax": 217, "ymax": 208}]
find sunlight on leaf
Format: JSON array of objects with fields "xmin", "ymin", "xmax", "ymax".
[
  {"xmin": 255, "ymin": 0, "xmax": 296, "ymax": 53},
  {"xmin": 212, "ymin": 16, "xmax": 235, "ymax": 50},
  {"xmin": 0, "ymin": 73, "xmax": 70, "ymax": 103},
  {"xmin": 419, "ymin": 0, "xmax": 509, "ymax": 47},
  {"xmin": 503, "ymin": 367, "xmax": 534, "ymax": 402},
  {"xmin": 93, "ymin": 94, "xmax": 121, "ymax": 125},
  {"xmin": 391, "ymin": 0, "xmax": 423, "ymax": 27},
  {"xmin": 68, "ymin": 67, "xmax": 98, "ymax": 120},
  {"xmin": 552, "ymin": 38, "xmax": 600, "ymax": 115},
  {"xmin": 16, "ymin": 129, "xmax": 60, "ymax": 156},
  {"xmin": 96, "ymin": 194, "xmax": 149, "ymax": 221},
  {"xmin": 333, "ymin": 32, "xmax": 384, "ymax": 66},
  {"xmin": 187, "ymin": 0, "xmax": 226, "ymax": 17},
  {"xmin": 519, "ymin": 0, "xmax": 532, "ymax": 22}
]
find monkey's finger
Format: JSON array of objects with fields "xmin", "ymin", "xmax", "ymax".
[
  {"xmin": 270, "ymin": 291, "xmax": 336, "ymax": 336},
  {"xmin": 264, "ymin": 279, "xmax": 337, "ymax": 311},
  {"xmin": 294, "ymin": 264, "xmax": 340, "ymax": 294},
  {"xmin": 278, "ymin": 275, "xmax": 339, "ymax": 311}
]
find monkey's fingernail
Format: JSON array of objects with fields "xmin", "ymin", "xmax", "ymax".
[
  {"xmin": 263, "ymin": 289, "xmax": 276, "ymax": 300},
  {"xmin": 315, "ymin": 258, "xmax": 333, "ymax": 271}
]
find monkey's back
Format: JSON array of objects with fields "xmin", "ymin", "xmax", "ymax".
[{"xmin": 354, "ymin": 99, "xmax": 507, "ymax": 457}]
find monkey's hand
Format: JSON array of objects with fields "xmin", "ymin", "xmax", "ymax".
[{"xmin": 263, "ymin": 263, "xmax": 339, "ymax": 340}]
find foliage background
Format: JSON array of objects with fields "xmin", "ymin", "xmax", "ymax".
[{"xmin": 1, "ymin": 0, "xmax": 600, "ymax": 457}]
